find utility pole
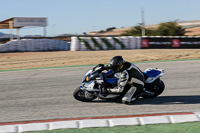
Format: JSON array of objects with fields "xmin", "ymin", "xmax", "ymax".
[
  {"xmin": 53, "ymin": 24, "xmax": 56, "ymax": 36},
  {"xmin": 141, "ymin": 8, "xmax": 145, "ymax": 36}
]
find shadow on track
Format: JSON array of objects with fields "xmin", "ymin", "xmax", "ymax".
[
  {"xmin": 134, "ymin": 95, "xmax": 200, "ymax": 105},
  {"xmin": 92, "ymin": 95, "xmax": 200, "ymax": 105}
]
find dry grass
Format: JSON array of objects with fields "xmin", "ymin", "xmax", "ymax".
[{"xmin": 0, "ymin": 49, "xmax": 200, "ymax": 70}]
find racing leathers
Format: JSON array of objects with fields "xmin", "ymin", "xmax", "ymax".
[{"xmin": 107, "ymin": 61, "xmax": 145, "ymax": 104}]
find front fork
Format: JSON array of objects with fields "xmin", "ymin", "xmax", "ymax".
[{"xmin": 80, "ymin": 84, "xmax": 100, "ymax": 99}]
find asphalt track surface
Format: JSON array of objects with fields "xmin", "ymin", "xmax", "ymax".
[{"xmin": 0, "ymin": 60, "xmax": 200, "ymax": 123}]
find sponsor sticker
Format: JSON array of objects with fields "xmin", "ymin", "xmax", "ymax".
[
  {"xmin": 141, "ymin": 39, "xmax": 149, "ymax": 48},
  {"xmin": 172, "ymin": 39, "xmax": 180, "ymax": 47}
]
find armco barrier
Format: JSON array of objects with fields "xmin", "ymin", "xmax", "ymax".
[
  {"xmin": 141, "ymin": 36, "xmax": 200, "ymax": 49},
  {"xmin": 70, "ymin": 36, "xmax": 141, "ymax": 51},
  {"xmin": 0, "ymin": 39, "xmax": 71, "ymax": 52}
]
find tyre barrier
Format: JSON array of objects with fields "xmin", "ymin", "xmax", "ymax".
[
  {"xmin": 70, "ymin": 36, "xmax": 141, "ymax": 51},
  {"xmin": 0, "ymin": 39, "xmax": 71, "ymax": 52}
]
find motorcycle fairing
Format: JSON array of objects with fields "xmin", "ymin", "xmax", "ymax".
[
  {"xmin": 105, "ymin": 78, "xmax": 118, "ymax": 84},
  {"xmin": 144, "ymin": 68, "xmax": 164, "ymax": 83},
  {"xmin": 80, "ymin": 81, "xmax": 100, "ymax": 91},
  {"xmin": 104, "ymin": 71, "xmax": 119, "ymax": 84},
  {"xmin": 82, "ymin": 70, "xmax": 92, "ymax": 83}
]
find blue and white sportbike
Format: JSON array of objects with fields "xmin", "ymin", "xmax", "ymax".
[{"xmin": 73, "ymin": 66, "xmax": 165, "ymax": 102}]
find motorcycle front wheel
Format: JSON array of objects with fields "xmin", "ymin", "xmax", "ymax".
[{"xmin": 73, "ymin": 87, "xmax": 97, "ymax": 102}]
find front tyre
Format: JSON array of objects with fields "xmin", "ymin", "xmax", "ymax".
[
  {"xmin": 142, "ymin": 80, "xmax": 165, "ymax": 98},
  {"xmin": 73, "ymin": 87, "xmax": 97, "ymax": 102}
]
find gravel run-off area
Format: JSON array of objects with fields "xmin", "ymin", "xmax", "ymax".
[{"xmin": 0, "ymin": 49, "xmax": 200, "ymax": 70}]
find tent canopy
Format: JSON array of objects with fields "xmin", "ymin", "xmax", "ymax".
[
  {"xmin": 0, "ymin": 17, "xmax": 47, "ymax": 29},
  {"xmin": 0, "ymin": 18, "xmax": 22, "ymax": 29},
  {"xmin": 0, "ymin": 17, "xmax": 47, "ymax": 39}
]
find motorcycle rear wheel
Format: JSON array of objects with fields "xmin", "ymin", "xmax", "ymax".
[
  {"xmin": 73, "ymin": 87, "xmax": 97, "ymax": 102},
  {"xmin": 142, "ymin": 79, "xmax": 165, "ymax": 98}
]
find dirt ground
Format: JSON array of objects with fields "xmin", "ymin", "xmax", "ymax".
[{"xmin": 0, "ymin": 49, "xmax": 200, "ymax": 70}]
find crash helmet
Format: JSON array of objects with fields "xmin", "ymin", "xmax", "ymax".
[{"xmin": 110, "ymin": 56, "xmax": 125, "ymax": 72}]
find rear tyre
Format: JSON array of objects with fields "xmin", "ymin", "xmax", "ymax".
[
  {"xmin": 73, "ymin": 87, "xmax": 97, "ymax": 102},
  {"xmin": 142, "ymin": 80, "xmax": 165, "ymax": 98}
]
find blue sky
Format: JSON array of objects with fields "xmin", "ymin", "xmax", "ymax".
[{"xmin": 0, "ymin": 0, "xmax": 199, "ymax": 36}]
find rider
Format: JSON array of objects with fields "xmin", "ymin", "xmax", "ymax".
[{"xmin": 98, "ymin": 56, "xmax": 145, "ymax": 104}]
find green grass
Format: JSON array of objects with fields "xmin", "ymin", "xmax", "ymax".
[{"xmin": 26, "ymin": 122, "xmax": 200, "ymax": 133}]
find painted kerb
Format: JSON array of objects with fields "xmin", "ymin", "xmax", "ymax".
[{"xmin": 0, "ymin": 112, "xmax": 200, "ymax": 133}]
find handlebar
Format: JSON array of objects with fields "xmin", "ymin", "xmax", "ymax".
[{"xmin": 93, "ymin": 64, "xmax": 110, "ymax": 72}]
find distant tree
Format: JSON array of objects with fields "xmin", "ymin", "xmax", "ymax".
[
  {"xmin": 121, "ymin": 21, "xmax": 185, "ymax": 36},
  {"xmin": 121, "ymin": 26, "xmax": 156, "ymax": 36},
  {"xmin": 83, "ymin": 32, "xmax": 87, "ymax": 35},
  {"xmin": 99, "ymin": 30, "xmax": 105, "ymax": 33},
  {"xmin": 156, "ymin": 21, "xmax": 185, "ymax": 36},
  {"xmin": 106, "ymin": 27, "xmax": 116, "ymax": 31},
  {"xmin": 98, "ymin": 27, "xmax": 116, "ymax": 33}
]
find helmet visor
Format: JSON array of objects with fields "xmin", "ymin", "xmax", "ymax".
[{"xmin": 111, "ymin": 64, "xmax": 120, "ymax": 72}]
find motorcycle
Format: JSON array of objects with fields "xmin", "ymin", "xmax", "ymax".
[{"xmin": 73, "ymin": 65, "xmax": 165, "ymax": 103}]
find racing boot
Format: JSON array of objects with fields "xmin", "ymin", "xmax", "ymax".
[{"xmin": 122, "ymin": 87, "xmax": 137, "ymax": 105}]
